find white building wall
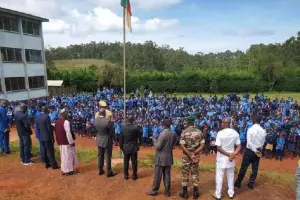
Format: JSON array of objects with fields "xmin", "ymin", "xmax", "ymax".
[
  {"xmin": 0, "ymin": 13, "xmax": 48, "ymax": 101},
  {"xmin": 2, "ymin": 63, "xmax": 25, "ymax": 77},
  {"xmin": 6, "ymin": 90, "xmax": 28, "ymax": 101},
  {"xmin": 0, "ymin": 31, "xmax": 22, "ymax": 48},
  {"xmin": 27, "ymin": 63, "xmax": 45, "ymax": 76},
  {"xmin": 23, "ymin": 35, "xmax": 43, "ymax": 50},
  {"xmin": 29, "ymin": 88, "xmax": 47, "ymax": 98}
]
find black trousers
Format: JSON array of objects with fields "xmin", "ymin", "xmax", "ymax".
[
  {"xmin": 41, "ymin": 141, "xmax": 57, "ymax": 167},
  {"xmin": 236, "ymin": 148, "xmax": 260, "ymax": 184},
  {"xmin": 98, "ymin": 146, "xmax": 113, "ymax": 174},
  {"xmin": 152, "ymin": 165, "xmax": 171, "ymax": 194},
  {"xmin": 123, "ymin": 152, "xmax": 138, "ymax": 177},
  {"xmin": 19, "ymin": 135, "xmax": 31, "ymax": 163}
]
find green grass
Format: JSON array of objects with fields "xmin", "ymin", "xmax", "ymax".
[
  {"xmin": 155, "ymin": 92, "xmax": 300, "ymax": 102},
  {"xmin": 54, "ymin": 59, "xmax": 109, "ymax": 70},
  {"xmin": 138, "ymin": 153, "xmax": 295, "ymax": 188}
]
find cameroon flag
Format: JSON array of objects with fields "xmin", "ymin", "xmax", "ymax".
[{"xmin": 121, "ymin": 0, "xmax": 132, "ymax": 32}]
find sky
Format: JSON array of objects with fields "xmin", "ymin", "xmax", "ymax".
[{"xmin": 1, "ymin": 0, "xmax": 300, "ymax": 53}]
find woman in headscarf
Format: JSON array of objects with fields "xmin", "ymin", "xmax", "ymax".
[{"xmin": 54, "ymin": 108, "xmax": 79, "ymax": 176}]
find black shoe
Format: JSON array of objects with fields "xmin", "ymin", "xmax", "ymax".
[
  {"xmin": 45, "ymin": 164, "xmax": 51, "ymax": 169},
  {"xmin": 193, "ymin": 186, "xmax": 200, "ymax": 199},
  {"xmin": 165, "ymin": 192, "xmax": 170, "ymax": 197},
  {"xmin": 124, "ymin": 175, "xmax": 129, "ymax": 180},
  {"xmin": 248, "ymin": 183, "xmax": 254, "ymax": 189},
  {"xmin": 64, "ymin": 171, "xmax": 76, "ymax": 176},
  {"xmin": 99, "ymin": 171, "xmax": 105, "ymax": 176},
  {"xmin": 147, "ymin": 190, "xmax": 158, "ymax": 196},
  {"xmin": 133, "ymin": 176, "xmax": 138, "ymax": 180},
  {"xmin": 179, "ymin": 186, "xmax": 188, "ymax": 199},
  {"xmin": 107, "ymin": 172, "xmax": 117, "ymax": 178},
  {"xmin": 234, "ymin": 181, "xmax": 241, "ymax": 188},
  {"xmin": 52, "ymin": 165, "xmax": 60, "ymax": 170}
]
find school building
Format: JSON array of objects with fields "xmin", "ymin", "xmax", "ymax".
[{"xmin": 0, "ymin": 7, "xmax": 49, "ymax": 101}]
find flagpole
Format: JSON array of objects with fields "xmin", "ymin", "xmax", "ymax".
[{"xmin": 123, "ymin": 7, "xmax": 126, "ymax": 124}]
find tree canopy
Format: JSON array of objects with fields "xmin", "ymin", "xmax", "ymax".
[{"xmin": 46, "ymin": 31, "xmax": 300, "ymax": 93}]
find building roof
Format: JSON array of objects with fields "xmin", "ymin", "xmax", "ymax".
[
  {"xmin": 0, "ymin": 7, "xmax": 49, "ymax": 22},
  {"xmin": 47, "ymin": 80, "xmax": 64, "ymax": 87}
]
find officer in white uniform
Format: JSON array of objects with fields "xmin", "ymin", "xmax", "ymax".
[{"xmin": 214, "ymin": 118, "xmax": 241, "ymax": 200}]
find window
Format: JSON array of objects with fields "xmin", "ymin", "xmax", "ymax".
[
  {"xmin": 0, "ymin": 16, "xmax": 19, "ymax": 32},
  {"xmin": 28, "ymin": 76, "xmax": 45, "ymax": 89},
  {"xmin": 25, "ymin": 49, "xmax": 42, "ymax": 63},
  {"xmin": 1, "ymin": 47, "xmax": 23, "ymax": 62},
  {"xmin": 22, "ymin": 20, "xmax": 40, "ymax": 36},
  {"xmin": 5, "ymin": 77, "xmax": 26, "ymax": 91}
]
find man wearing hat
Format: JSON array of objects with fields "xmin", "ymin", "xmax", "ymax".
[
  {"xmin": 147, "ymin": 118, "xmax": 177, "ymax": 197},
  {"xmin": 95, "ymin": 101, "xmax": 113, "ymax": 121},
  {"xmin": 179, "ymin": 116, "xmax": 205, "ymax": 200}
]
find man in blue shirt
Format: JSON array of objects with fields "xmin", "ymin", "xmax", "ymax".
[
  {"xmin": 34, "ymin": 105, "xmax": 45, "ymax": 163},
  {"xmin": 0, "ymin": 100, "xmax": 10, "ymax": 154}
]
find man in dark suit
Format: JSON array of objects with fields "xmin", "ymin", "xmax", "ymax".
[
  {"xmin": 36, "ymin": 106, "xmax": 59, "ymax": 169},
  {"xmin": 120, "ymin": 115, "xmax": 141, "ymax": 180},
  {"xmin": 147, "ymin": 118, "xmax": 177, "ymax": 197},
  {"xmin": 15, "ymin": 103, "xmax": 33, "ymax": 165},
  {"xmin": 94, "ymin": 108, "xmax": 117, "ymax": 177}
]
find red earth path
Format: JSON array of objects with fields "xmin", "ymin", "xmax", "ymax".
[{"xmin": 0, "ymin": 128, "xmax": 295, "ymax": 200}]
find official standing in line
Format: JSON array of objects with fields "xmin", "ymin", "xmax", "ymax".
[
  {"xmin": 147, "ymin": 119, "xmax": 177, "ymax": 197},
  {"xmin": 36, "ymin": 106, "xmax": 59, "ymax": 169},
  {"xmin": 95, "ymin": 101, "xmax": 113, "ymax": 121},
  {"xmin": 179, "ymin": 116, "xmax": 205, "ymax": 200},
  {"xmin": 213, "ymin": 118, "xmax": 241, "ymax": 200},
  {"xmin": 94, "ymin": 108, "xmax": 117, "ymax": 177},
  {"xmin": 0, "ymin": 100, "xmax": 10, "ymax": 154},
  {"xmin": 235, "ymin": 115, "xmax": 266, "ymax": 189},
  {"xmin": 120, "ymin": 115, "xmax": 141, "ymax": 180},
  {"xmin": 34, "ymin": 104, "xmax": 45, "ymax": 163},
  {"xmin": 15, "ymin": 104, "xmax": 33, "ymax": 165}
]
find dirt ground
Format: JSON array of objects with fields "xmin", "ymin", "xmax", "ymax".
[
  {"xmin": 1, "ymin": 129, "xmax": 296, "ymax": 200},
  {"xmin": 9, "ymin": 128, "xmax": 298, "ymax": 174}
]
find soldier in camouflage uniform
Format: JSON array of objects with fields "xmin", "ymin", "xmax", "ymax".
[{"xmin": 179, "ymin": 116, "xmax": 205, "ymax": 199}]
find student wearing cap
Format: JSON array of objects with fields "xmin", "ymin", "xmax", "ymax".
[
  {"xmin": 179, "ymin": 116, "xmax": 205, "ymax": 200},
  {"xmin": 147, "ymin": 118, "xmax": 177, "ymax": 197}
]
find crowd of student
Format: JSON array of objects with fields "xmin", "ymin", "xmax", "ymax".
[{"xmin": 2, "ymin": 88, "xmax": 300, "ymax": 161}]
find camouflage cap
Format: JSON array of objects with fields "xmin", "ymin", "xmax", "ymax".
[{"xmin": 187, "ymin": 115, "xmax": 196, "ymax": 122}]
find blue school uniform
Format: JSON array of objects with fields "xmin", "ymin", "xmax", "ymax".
[
  {"xmin": 114, "ymin": 123, "xmax": 121, "ymax": 135},
  {"xmin": 142, "ymin": 126, "xmax": 149, "ymax": 138}
]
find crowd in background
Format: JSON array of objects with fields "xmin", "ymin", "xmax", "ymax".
[{"xmin": 2, "ymin": 87, "xmax": 300, "ymax": 161}]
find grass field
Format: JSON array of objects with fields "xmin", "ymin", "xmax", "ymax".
[
  {"xmin": 165, "ymin": 92, "xmax": 300, "ymax": 102},
  {"xmin": 54, "ymin": 59, "xmax": 109, "ymax": 69}
]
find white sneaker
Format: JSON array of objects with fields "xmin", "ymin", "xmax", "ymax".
[{"xmin": 23, "ymin": 162, "xmax": 34, "ymax": 166}]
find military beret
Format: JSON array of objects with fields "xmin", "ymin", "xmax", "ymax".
[{"xmin": 187, "ymin": 115, "xmax": 196, "ymax": 122}]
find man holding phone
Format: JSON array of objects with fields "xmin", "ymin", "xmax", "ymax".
[{"xmin": 235, "ymin": 114, "xmax": 266, "ymax": 189}]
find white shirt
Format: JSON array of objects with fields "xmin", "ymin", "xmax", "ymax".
[
  {"xmin": 215, "ymin": 128, "xmax": 241, "ymax": 168},
  {"xmin": 246, "ymin": 124, "xmax": 266, "ymax": 153}
]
